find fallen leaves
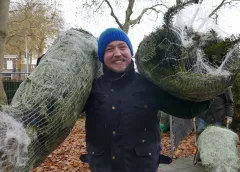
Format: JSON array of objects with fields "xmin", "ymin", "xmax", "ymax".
[
  {"xmin": 160, "ymin": 132, "xmax": 197, "ymax": 159},
  {"xmin": 33, "ymin": 118, "xmax": 198, "ymax": 171},
  {"xmin": 32, "ymin": 119, "xmax": 90, "ymax": 172},
  {"xmin": 173, "ymin": 132, "xmax": 197, "ymax": 158}
]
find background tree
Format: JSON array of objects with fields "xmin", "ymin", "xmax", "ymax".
[
  {"xmin": 80, "ymin": 0, "xmax": 239, "ymax": 36},
  {"xmin": 181, "ymin": 0, "xmax": 239, "ymax": 17},
  {"xmin": 6, "ymin": 0, "xmax": 64, "ymax": 72},
  {"xmin": 207, "ymin": 0, "xmax": 239, "ymax": 17},
  {"xmin": 82, "ymin": 0, "xmax": 169, "ymax": 34},
  {"xmin": 0, "ymin": 0, "xmax": 10, "ymax": 105}
]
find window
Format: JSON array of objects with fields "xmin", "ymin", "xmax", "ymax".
[{"xmin": 7, "ymin": 60, "xmax": 13, "ymax": 69}]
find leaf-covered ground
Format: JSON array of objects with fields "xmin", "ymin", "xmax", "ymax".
[
  {"xmin": 32, "ymin": 119, "xmax": 90, "ymax": 172},
  {"xmin": 31, "ymin": 118, "xmax": 205, "ymax": 171}
]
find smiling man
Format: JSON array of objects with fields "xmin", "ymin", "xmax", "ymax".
[
  {"xmin": 82, "ymin": 28, "xmax": 211, "ymax": 172},
  {"xmin": 103, "ymin": 40, "xmax": 132, "ymax": 72}
]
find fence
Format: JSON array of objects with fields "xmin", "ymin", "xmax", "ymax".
[
  {"xmin": 170, "ymin": 116, "xmax": 194, "ymax": 157},
  {"xmin": 159, "ymin": 112, "xmax": 195, "ymax": 158},
  {"xmin": 1, "ymin": 72, "xmax": 30, "ymax": 80},
  {"xmin": 0, "ymin": 72, "xmax": 30, "ymax": 104}
]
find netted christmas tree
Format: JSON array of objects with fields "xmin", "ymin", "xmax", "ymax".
[
  {"xmin": 135, "ymin": 1, "xmax": 240, "ymax": 102},
  {"xmin": 197, "ymin": 126, "xmax": 240, "ymax": 172},
  {"xmin": 0, "ymin": 29, "xmax": 101, "ymax": 172}
]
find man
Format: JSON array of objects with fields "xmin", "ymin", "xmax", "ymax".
[
  {"xmin": 196, "ymin": 88, "xmax": 234, "ymax": 133},
  {"xmin": 193, "ymin": 88, "xmax": 233, "ymax": 164},
  {"xmin": 84, "ymin": 28, "xmax": 210, "ymax": 172}
]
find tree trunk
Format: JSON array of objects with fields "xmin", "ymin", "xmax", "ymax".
[
  {"xmin": 122, "ymin": 23, "xmax": 130, "ymax": 34},
  {"xmin": 0, "ymin": 0, "xmax": 10, "ymax": 105}
]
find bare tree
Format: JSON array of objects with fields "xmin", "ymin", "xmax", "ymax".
[
  {"xmin": 208, "ymin": 0, "xmax": 239, "ymax": 17},
  {"xmin": 82, "ymin": 0, "xmax": 238, "ymax": 34},
  {"xmin": 181, "ymin": 0, "xmax": 239, "ymax": 17},
  {"xmin": 82, "ymin": 0, "xmax": 168, "ymax": 34},
  {"xmin": 0, "ymin": 0, "xmax": 10, "ymax": 105}
]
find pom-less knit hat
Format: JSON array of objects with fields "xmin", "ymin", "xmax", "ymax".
[{"xmin": 97, "ymin": 28, "xmax": 134, "ymax": 63}]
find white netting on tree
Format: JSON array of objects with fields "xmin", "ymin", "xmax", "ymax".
[
  {"xmin": 135, "ymin": 1, "xmax": 240, "ymax": 101},
  {"xmin": 198, "ymin": 126, "xmax": 240, "ymax": 172},
  {"xmin": 0, "ymin": 29, "xmax": 101, "ymax": 171}
]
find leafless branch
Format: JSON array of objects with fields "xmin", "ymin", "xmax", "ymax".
[
  {"xmin": 105, "ymin": 0, "xmax": 123, "ymax": 28},
  {"xmin": 6, "ymin": 35, "xmax": 16, "ymax": 44},
  {"xmin": 9, "ymin": 9, "xmax": 24, "ymax": 13},
  {"xmin": 129, "ymin": 4, "xmax": 167, "ymax": 26},
  {"xmin": 208, "ymin": 0, "xmax": 235, "ymax": 17},
  {"xmin": 94, "ymin": 0, "xmax": 105, "ymax": 12},
  {"xmin": 9, "ymin": 18, "xmax": 28, "ymax": 25}
]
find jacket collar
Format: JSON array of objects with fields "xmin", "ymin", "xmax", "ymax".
[{"xmin": 102, "ymin": 60, "xmax": 135, "ymax": 84}]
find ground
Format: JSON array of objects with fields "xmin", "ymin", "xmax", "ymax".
[{"xmin": 32, "ymin": 118, "xmax": 198, "ymax": 172}]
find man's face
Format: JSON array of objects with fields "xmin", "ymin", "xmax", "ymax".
[{"xmin": 104, "ymin": 41, "xmax": 132, "ymax": 73}]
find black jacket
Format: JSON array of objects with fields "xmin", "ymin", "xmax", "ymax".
[
  {"xmin": 84, "ymin": 61, "xmax": 210, "ymax": 172},
  {"xmin": 198, "ymin": 88, "xmax": 234, "ymax": 123}
]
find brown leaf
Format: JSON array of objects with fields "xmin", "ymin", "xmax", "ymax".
[{"xmin": 33, "ymin": 119, "xmax": 198, "ymax": 172}]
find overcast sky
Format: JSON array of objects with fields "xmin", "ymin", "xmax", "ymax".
[{"xmin": 56, "ymin": 0, "xmax": 240, "ymax": 51}]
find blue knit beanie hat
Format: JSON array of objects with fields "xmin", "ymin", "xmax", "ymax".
[{"xmin": 98, "ymin": 28, "xmax": 134, "ymax": 63}]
